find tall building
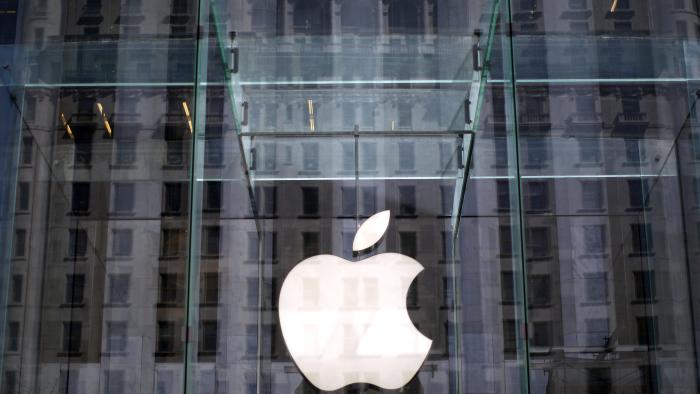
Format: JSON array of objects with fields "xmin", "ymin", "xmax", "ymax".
[{"xmin": 0, "ymin": 0, "xmax": 699, "ymax": 393}]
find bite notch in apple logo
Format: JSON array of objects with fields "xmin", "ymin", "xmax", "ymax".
[{"xmin": 279, "ymin": 210, "xmax": 432, "ymax": 391}]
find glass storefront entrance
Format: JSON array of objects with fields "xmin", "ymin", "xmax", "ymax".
[{"xmin": 1, "ymin": 0, "xmax": 700, "ymax": 393}]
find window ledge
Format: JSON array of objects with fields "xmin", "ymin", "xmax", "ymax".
[
  {"xmin": 631, "ymin": 299, "xmax": 658, "ymax": 305},
  {"xmin": 109, "ymin": 164, "xmax": 137, "ymax": 170},
  {"xmin": 100, "ymin": 351, "xmax": 128, "ymax": 357},
  {"xmin": 109, "ymin": 211, "xmax": 136, "ymax": 217},
  {"xmin": 67, "ymin": 211, "xmax": 91, "ymax": 217},
  {"xmin": 63, "ymin": 256, "xmax": 88, "ymax": 262},
  {"xmin": 106, "ymin": 256, "xmax": 133, "ymax": 261},
  {"xmin": 158, "ymin": 256, "xmax": 182, "ymax": 261},
  {"xmin": 579, "ymin": 301, "xmax": 610, "ymax": 306},
  {"xmin": 577, "ymin": 208, "xmax": 606, "ymax": 213},
  {"xmin": 628, "ymin": 252, "xmax": 655, "ymax": 257},
  {"xmin": 57, "ymin": 352, "xmax": 83, "ymax": 358},
  {"xmin": 162, "ymin": 164, "xmax": 185, "ymax": 170},
  {"xmin": 579, "ymin": 253, "xmax": 608, "ymax": 259},
  {"xmin": 156, "ymin": 301, "xmax": 182, "ymax": 308},
  {"xmin": 103, "ymin": 302, "xmax": 131, "ymax": 307},
  {"xmin": 60, "ymin": 303, "xmax": 85, "ymax": 308}
]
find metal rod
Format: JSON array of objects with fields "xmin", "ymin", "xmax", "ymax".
[{"xmin": 239, "ymin": 130, "xmax": 475, "ymax": 138}]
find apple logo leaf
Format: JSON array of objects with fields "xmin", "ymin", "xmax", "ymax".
[{"xmin": 352, "ymin": 210, "xmax": 390, "ymax": 252}]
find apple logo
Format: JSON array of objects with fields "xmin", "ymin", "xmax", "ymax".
[{"xmin": 279, "ymin": 210, "xmax": 432, "ymax": 391}]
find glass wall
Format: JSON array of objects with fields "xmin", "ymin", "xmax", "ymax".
[{"xmin": 0, "ymin": 0, "xmax": 699, "ymax": 393}]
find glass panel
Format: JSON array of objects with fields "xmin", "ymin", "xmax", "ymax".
[
  {"xmin": 0, "ymin": 1, "xmax": 198, "ymax": 393},
  {"xmin": 189, "ymin": 0, "xmax": 513, "ymax": 393},
  {"xmin": 508, "ymin": 3, "xmax": 700, "ymax": 393}
]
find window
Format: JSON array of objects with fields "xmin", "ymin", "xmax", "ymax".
[
  {"xmin": 104, "ymin": 370, "xmax": 125, "ymax": 394},
  {"xmin": 261, "ymin": 143, "xmax": 276, "ymax": 171},
  {"xmin": 568, "ymin": 0, "xmax": 586, "ymax": 9},
  {"xmin": 398, "ymin": 186, "xmax": 416, "ymax": 215},
  {"xmin": 202, "ymin": 226, "xmax": 221, "ymax": 257},
  {"xmin": 204, "ymin": 137, "xmax": 223, "ymax": 167},
  {"xmin": 108, "ymin": 274, "xmax": 130, "ymax": 304},
  {"xmin": 631, "ymin": 223, "xmax": 654, "ymax": 255},
  {"xmin": 201, "ymin": 321, "xmax": 218, "ymax": 353},
  {"xmin": 112, "ymin": 229, "xmax": 133, "ymax": 257},
  {"xmin": 71, "ymin": 182, "xmax": 90, "ymax": 213},
  {"xmin": 301, "ymin": 187, "xmax": 320, "ymax": 216},
  {"xmin": 501, "ymin": 272, "xmax": 515, "ymax": 304},
  {"xmin": 341, "ymin": 142, "xmax": 354, "ymax": 172},
  {"xmin": 114, "ymin": 136, "xmax": 136, "ymax": 165},
  {"xmin": 247, "ymin": 232, "xmax": 259, "ymax": 260},
  {"xmin": 499, "ymin": 225, "xmax": 513, "ymax": 256},
  {"xmin": 68, "ymin": 229, "xmax": 88, "ymax": 258},
  {"xmin": 583, "ymin": 225, "xmax": 606, "ymax": 254},
  {"xmin": 624, "ymin": 139, "xmax": 645, "ymax": 163},
  {"xmin": 525, "ymin": 181, "xmax": 549, "ymax": 211},
  {"xmin": 442, "ymin": 277, "xmax": 454, "ymax": 308},
  {"xmin": 636, "ymin": 316, "xmax": 658, "ymax": 346},
  {"xmin": 65, "ymin": 274, "xmax": 85, "ymax": 304},
  {"xmin": 633, "ymin": 271, "xmax": 656, "ymax": 301},
  {"xmin": 581, "ymin": 180, "xmax": 603, "ymax": 210},
  {"xmin": 62, "ymin": 321, "xmax": 82, "ymax": 353},
  {"xmin": 578, "ymin": 138, "xmax": 601, "ymax": 164},
  {"xmin": 503, "ymin": 319, "xmax": 517, "ymax": 353},
  {"xmin": 163, "ymin": 183, "xmax": 184, "ymax": 215},
  {"xmin": 361, "ymin": 142, "xmax": 377, "ymax": 171},
  {"xmin": 341, "ymin": 187, "xmax": 356, "ymax": 216},
  {"xmin": 204, "ymin": 181, "xmax": 222, "ymax": 211},
  {"xmin": 440, "ymin": 185, "xmax": 454, "ymax": 215},
  {"xmin": 399, "ymin": 232, "xmax": 417, "ymax": 258},
  {"xmin": 13, "ymin": 229, "xmax": 26, "ymax": 258},
  {"xmin": 526, "ymin": 227, "xmax": 550, "ymax": 259},
  {"xmin": 584, "ymin": 273, "xmax": 608, "ymax": 303},
  {"xmin": 496, "ymin": 180, "xmax": 510, "ymax": 211},
  {"xmin": 361, "ymin": 187, "xmax": 377, "ymax": 216},
  {"xmin": 587, "ymin": 368, "xmax": 612, "ymax": 394},
  {"xmin": 398, "ymin": 141, "xmax": 415, "ymax": 170},
  {"xmin": 21, "ymin": 137, "xmax": 33, "ymax": 165},
  {"xmin": 201, "ymin": 273, "xmax": 219, "ymax": 304},
  {"xmin": 525, "ymin": 137, "xmax": 548, "ymax": 167},
  {"xmin": 302, "ymin": 142, "xmax": 319, "ymax": 171},
  {"xmin": 164, "ymin": 127, "xmax": 184, "ymax": 166},
  {"xmin": 302, "ymin": 232, "xmax": 320, "ymax": 258},
  {"xmin": 531, "ymin": 321, "xmax": 552, "ymax": 347},
  {"xmin": 160, "ymin": 229, "xmax": 182, "ymax": 257},
  {"xmin": 519, "ymin": 0, "xmax": 536, "ymax": 11},
  {"xmin": 4, "ymin": 370, "xmax": 16, "ymax": 394},
  {"xmin": 157, "ymin": 321, "xmax": 176, "ymax": 353},
  {"xmin": 112, "ymin": 183, "xmax": 135, "ymax": 214},
  {"xmin": 11, "ymin": 275, "xmax": 22, "ymax": 303},
  {"xmin": 494, "ymin": 137, "xmax": 508, "ymax": 167},
  {"xmin": 255, "ymin": 186, "xmax": 277, "ymax": 216},
  {"xmin": 528, "ymin": 275, "xmax": 551, "ymax": 306},
  {"xmin": 6, "ymin": 322, "xmax": 19, "ymax": 352},
  {"xmin": 439, "ymin": 142, "xmax": 454, "ymax": 170},
  {"xmin": 17, "ymin": 182, "xmax": 29, "ymax": 211},
  {"xmin": 246, "ymin": 278, "xmax": 258, "ymax": 308},
  {"xmin": 584, "ymin": 318, "xmax": 609, "ymax": 346},
  {"xmin": 628, "ymin": 179, "xmax": 650, "ymax": 209},
  {"xmin": 74, "ymin": 134, "xmax": 93, "ymax": 166},
  {"xmin": 159, "ymin": 274, "xmax": 180, "ymax": 304},
  {"xmin": 246, "ymin": 325, "xmax": 258, "ymax": 355},
  {"xmin": 106, "ymin": 321, "xmax": 127, "ymax": 352},
  {"xmin": 441, "ymin": 231, "xmax": 453, "ymax": 260}
]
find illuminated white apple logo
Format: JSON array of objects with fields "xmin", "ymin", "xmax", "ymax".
[{"xmin": 279, "ymin": 210, "xmax": 432, "ymax": 391}]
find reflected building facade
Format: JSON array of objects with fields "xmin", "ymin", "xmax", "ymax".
[{"xmin": 0, "ymin": 0, "xmax": 699, "ymax": 393}]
